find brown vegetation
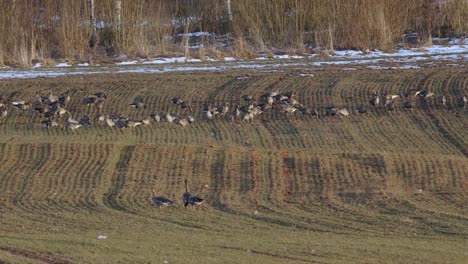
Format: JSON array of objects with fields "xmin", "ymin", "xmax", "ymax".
[{"xmin": 0, "ymin": 0, "xmax": 466, "ymax": 65}]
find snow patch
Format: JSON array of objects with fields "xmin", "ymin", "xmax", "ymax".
[{"xmin": 55, "ymin": 63, "xmax": 71, "ymax": 67}]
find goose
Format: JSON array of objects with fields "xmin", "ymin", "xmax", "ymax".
[
  {"xmin": 325, "ymin": 106, "xmax": 337, "ymax": 116},
  {"xmin": 182, "ymin": 179, "xmax": 203, "ymax": 208},
  {"xmin": 97, "ymin": 114, "xmax": 106, "ymax": 123},
  {"xmin": 56, "ymin": 107, "xmax": 67, "ymax": 118},
  {"xmin": 151, "ymin": 113, "xmax": 161, "ymax": 122},
  {"xmin": 203, "ymin": 110, "xmax": 213, "ymax": 121},
  {"xmin": 386, "ymin": 94, "xmax": 399, "ymax": 101},
  {"xmin": 46, "ymin": 90, "xmax": 59, "ymax": 104},
  {"xmin": 41, "ymin": 119, "xmax": 52, "ymax": 128},
  {"xmin": 404, "ymin": 101, "xmax": 414, "ymax": 109},
  {"xmin": 424, "ymin": 91, "xmax": 434, "ymax": 98},
  {"xmin": 58, "ymin": 91, "xmax": 71, "ymax": 106},
  {"xmin": 94, "ymin": 92, "xmax": 107, "ymax": 100},
  {"xmin": 82, "ymin": 93, "xmax": 98, "ymax": 106},
  {"xmin": 105, "ymin": 115, "xmax": 115, "ymax": 127},
  {"xmin": 179, "ymin": 101, "xmax": 192, "ymax": 112},
  {"xmin": 127, "ymin": 120, "xmax": 143, "ymax": 128},
  {"xmin": 242, "ymin": 94, "xmax": 253, "ymax": 102},
  {"xmin": 356, "ymin": 105, "xmax": 368, "ymax": 114},
  {"xmin": 187, "ymin": 115, "xmax": 195, "ymax": 124},
  {"xmin": 243, "ymin": 112, "xmax": 255, "ymax": 122},
  {"xmin": 369, "ymin": 96, "xmax": 379, "ymax": 107},
  {"xmin": 337, "ymin": 108, "xmax": 350, "ymax": 117},
  {"xmin": 224, "ymin": 113, "xmax": 234, "ymax": 122},
  {"xmin": 282, "ymin": 105, "xmax": 297, "ymax": 114},
  {"xmin": 35, "ymin": 91, "xmax": 47, "ymax": 104},
  {"xmin": 129, "ymin": 101, "xmax": 145, "ymax": 109},
  {"xmin": 386, "ymin": 101, "xmax": 396, "ymax": 112},
  {"xmin": 457, "ymin": 96, "xmax": 467, "ymax": 108},
  {"xmin": 79, "ymin": 115, "xmax": 91, "ymax": 127},
  {"xmin": 171, "ymin": 97, "xmax": 183, "ymax": 105},
  {"xmin": 301, "ymin": 107, "xmax": 319, "ymax": 117},
  {"xmin": 12, "ymin": 101, "xmax": 31, "ymax": 110},
  {"xmin": 217, "ymin": 102, "xmax": 230, "ymax": 115},
  {"xmin": 166, "ymin": 113, "xmax": 175, "ymax": 123},
  {"xmin": 0, "ymin": 106, "xmax": 7, "ymax": 119},
  {"xmin": 439, "ymin": 95, "xmax": 447, "ymax": 106},
  {"xmin": 67, "ymin": 121, "xmax": 82, "ymax": 131},
  {"xmin": 95, "ymin": 99, "xmax": 104, "ymax": 113},
  {"xmin": 41, "ymin": 118, "xmax": 59, "ymax": 128},
  {"xmin": 142, "ymin": 116, "xmax": 152, "ymax": 126},
  {"xmin": 151, "ymin": 190, "xmax": 174, "ymax": 210},
  {"xmin": 234, "ymin": 105, "xmax": 241, "ymax": 119},
  {"xmin": 178, "ymin": 118, "xmax": 189, "ymax": 127},
  {"xmin": 115, "ymin": 119, "xmax": 128, "ymax": 129}
]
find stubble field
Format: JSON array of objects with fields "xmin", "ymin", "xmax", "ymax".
[{"xmin": 0, "ymin": 66, "xmax": 467, "ymax": 263}]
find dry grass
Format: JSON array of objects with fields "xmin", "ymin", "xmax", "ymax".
[
  {"xmin": 0, "ymin": 1, "xmax": 467, "ymax": 65},
  {"xmin": 0, "ymin": 66, "xmax": 466, "ymax": 263}
]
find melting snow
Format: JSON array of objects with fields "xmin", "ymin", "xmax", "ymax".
[
  {"xmin": 2, "ymin": 39, "xmax": 467, "ymax": 79},
  {"xmin": 55, "ymin": 63, "xmax": 71, "ymax": 67}
]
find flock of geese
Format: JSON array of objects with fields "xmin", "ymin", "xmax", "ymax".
[
  {"xmin": 0, "ymin": 88, "xmax": 466, "ymax": 131},
  {"xmin": 151, "ymin": 179, "xmax": 203, "ymax": 211}
]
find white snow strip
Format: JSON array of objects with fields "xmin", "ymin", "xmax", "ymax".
[
  {"xmin": 115, "ymin": 60, "xmax": 138, "ymax": 65},
  {"xmin": 55, "ymin": 63, "xmax": 71, "ymax": 67},
  {"xmin": 33, "ymin": 63, "xmax": 42, "ymax": 68},
  {"xmin": 77, "ymin": 63, "xmax": 89, "ymax": 67}
]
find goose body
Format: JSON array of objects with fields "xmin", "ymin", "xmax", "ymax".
[
  {"xmin": 105, "ymin": 116, "xmax": 115, "ymax": 127},
  {"xmin": 151, "ymin": 190, "xmax": 174, "ymax": 208},
  {"xmin": 183, "ymin": 179, "xmax": 204, "ymax": 207},
  {"xmin": 337, "ymin": 108, "xmax": 350, "ymax": 117}
]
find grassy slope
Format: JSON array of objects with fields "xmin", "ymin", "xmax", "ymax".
[{"xmin": 0, "ymin": 67, "xmax": 467, "ymax": 263}]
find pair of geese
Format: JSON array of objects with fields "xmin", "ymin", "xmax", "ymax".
[{"xmin": 151, "ymin": 179, "xmax": 203, "ymax": 210}]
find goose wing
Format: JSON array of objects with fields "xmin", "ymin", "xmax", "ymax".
[
  {"xmin": 189, "ymin": 195, "xmax": 204, "ymax": 205},
  {"xmin": 152, "ymin": 196, "xmax": 174, "ymax": 206}
]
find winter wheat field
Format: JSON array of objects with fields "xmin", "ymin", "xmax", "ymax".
[{"xmin": 0, "ymin": 46, "xmax": 467, "ymax": 263}]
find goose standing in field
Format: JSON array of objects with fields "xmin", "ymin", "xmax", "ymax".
[
  {"xmin": 203, "ymin": 110, "xmax": 213, "ymax": 121},
  {"xmin": 165, "ymin": 113, "xmax": 175, "ymax": 123},
  {"xmin": 182, "ymin": 179, "xmax": 204, "ymax": 208},
  {"xmin": 369, "ymin": 90, "xmax": 380, "ymax": 107},
  {"xmin": 187, "ymin": 115, "xmax": 195, "ymax": 124},
  {"xmin": 150, "ymin": 113, "xmax": 161, "ymax": 122},
  {"xmin": 439, "ymin": 95, "xmax": 447, "ymax": 106},
  {"xmin": 151, "ymin": 190, "xmax": 174, "ymax": 210},
  {"xmin": 58, "ymin": 91, "xmax": 71, "ymax": 107},
  {"xmin": 105, "ymin": 115, "xmax": 115, "ymax": 128},
  {"xmin": 456, "ymin": 96, "xmax": 467, "ymax": 108},
  {"xmin": 46, "ymin": 90, "xmax": 59, "ymax": 104},
  {"xmin": 0, "ymin": 104, "xmax": 7, "ymax": 119}
]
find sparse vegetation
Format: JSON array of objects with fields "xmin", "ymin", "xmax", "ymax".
[{"xmin": 0, "ymin": 0, "xmax": 466, "ymax": 66}]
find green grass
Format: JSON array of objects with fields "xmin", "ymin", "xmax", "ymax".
[{"xmin": 0, "ymin": 67, "xmax": 467, "ymax": 263}]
